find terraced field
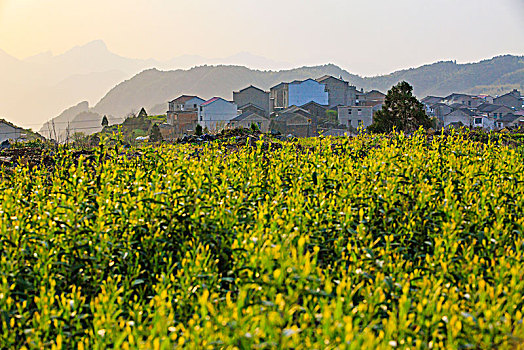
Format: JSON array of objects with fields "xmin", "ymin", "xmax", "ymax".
[{"xmin": 1, "ymin": 132, "xmax": 523, "ymax": 349}]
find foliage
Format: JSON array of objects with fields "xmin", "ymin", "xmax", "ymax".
[
  {"xmin": 149, "ymin": 124, "xmax": 163, "ymax": 142},
  {"xmin": 326, "ymin": 109, "xmax": 338, "ymax": 121},
  {"xmin": 71, "ymin": 132, "xmax": 90, "ymax": 149},
  {"xmin": 250, "ymin": 122, "xmax": 260, "ymax": 133},
  {"xmin": 369, "ymin": 81, "xmax": 432, "ymax": 134},
  {"xmin": 195, "ymin": 124, "xmax": 203, "ymax": 136},
  {"xmin": 0, "ymin": 132, "xmax": 523, "ymax": 348}
]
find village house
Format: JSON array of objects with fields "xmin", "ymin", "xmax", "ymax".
[
  {"xmin": 0, "ymin": 120, "xmax": 22, "ymax": 143},
  {"xmin": 442, "ymin": 93, "xmax": 484, "ymax": 108},
  {"xmin": 357, "ymin": 90, "xmax": 386, "ymax": 107},
  {"xmin": 421, "ymin": 96, "xmax": 444, "ymax": 106},
  {"xmin": 315, "ymin": 75, "xmax": 357, "ymax": 107},
  {"xmin": 270, "ymin": 79, "xmax": 328, "ymax": 111},
  {"xmin": 493, "ymin": 89, "xmax": 523, "ymax": 110},
  {"xmin": 299, "ymin": 101, "xmax": 329, "ymax": 120},
  {"xmin": 233, "ymin": 86, "xmax": 270, "ymax": 117},
  {"xmin": 167, "ymin": 95, "xmax": 205, "ymax": 114},
  {"xmin": 476, "ymin": 103, "xmax": 513, "ymax": 119},
  {"xmin": 166, "ymin": 95, "xmax": 205, "ymax": 135},
  {"xmin": 273, "ymin": 105, "xmax": 312, "ymax": 119},
  {"xmin": 237, "ymin": 103, "xmax": 267, "ymax": 117},
  {"xmin": 198, "ymin": 97, "xmax": 238, "ymax": 131},
  {"xmin": 429, "ymin": 103, "xmax": 454, "ymax": 120},
  {"xmin": 270, "ymin": 110, "xmax": 317, "ymax": 138},
  {"xmin": 229, "ymin": 111, "xmax": 270, "ymax": 132},
  {"xmin": 494, "ymin": 113, "xmax": 521, "ymax": 129},
  {"xmin": 337, "ymin": 106, "xmax": 374, "ymax": 130},
  {"xmin": 442, "ymin": 107, "xmax": 488, "ymax": 129}
]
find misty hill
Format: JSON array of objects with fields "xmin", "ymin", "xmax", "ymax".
[
  {"xmin": 92, "ymin": 64, "xmax": 361, "ymax": 118},
  {"xmin": 364, "ymin": 55, "xmax": 524, "ymax": 97},
  {"xmin": 0, "ymin": 40, "xmax": 295, "ymax": 128},
  {"xmin": 92, "ymin": 55, "xmax": 523, "ymax": 119},
  {"xmin": 39, "ymin": 54, "xmax": 523, "ymax": 139}
]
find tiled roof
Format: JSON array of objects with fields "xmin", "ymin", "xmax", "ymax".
[
  {"xmin": 201, "ymin": 97, "xmax": 222, "ymax": 106},
  {"xmin": 235, "ymin": 85, "xmax": 267, "ymax": 94},
  {"xmin": 169, "ymin": 95, "xmax": 199, "ymax": 104},
  {"xmin": 231, "ymin": 111, "xmax": 267, "ymax": 122}
]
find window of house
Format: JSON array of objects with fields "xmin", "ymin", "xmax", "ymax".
[
  {"xmin": 348, "ymin": 109, "xmax": 352, "ymax": 114},
  {"xmin": 194, "ymin": 104, "xmax": 197, "ymax": 108},
  {"xmin": 474, "ymin": 117, "xmax": 482, "ymax": 125},
  {"xmin": 468, "ymin": 101, "xmax": 471, "ymax": 106}
]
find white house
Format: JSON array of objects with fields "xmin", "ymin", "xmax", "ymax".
[
  {"xmin": 270, "ymin": 79, "xmax": 329, "ymax": 110},
  {"xmin": 198, "ymin": 97, "xmax": 238, "ymax": 131},
  {"xmin": 0, "ymin": 120, "xmax": 22, "ymax": 143}
]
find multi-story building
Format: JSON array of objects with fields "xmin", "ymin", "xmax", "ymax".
[
  {"xmin": 166, "ymin": 95, "xmax": 205, "ymax": 135},
  {"xmin": 233, "ymin": 86, "xmax": 270, "ymax": 117},
  {"xmin": 316, "ymin": 75, "xmax": 357, "ymax": 107},
  {"xmin": 198, "ymin": 97, "xmax": 238, "ymax": 131},
  {"xmin": 270, "ymin": 79, "xmax": 328, "ymax": 111},
  {"xmin": 337, "ymin": 106, "xmax": 374, "ymax": 129}
]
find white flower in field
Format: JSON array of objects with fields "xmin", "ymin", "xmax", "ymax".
[
  {"xmin": 464, "ymin": 293, "xmax": 470, "ymax": 300},
  {"xmin": 245, "ymin": 332, "xmax": 252, "ymax": 338},
  {"xmin": 442, "ymin": 316, "xmax": 449, "ymax": 323},
  {"xmin": 389, "ymin": 340, "xmax": 397, "ymax": 347},
  {"xmin": 97, "ymin": 329, "xmax": 106, "ymax": 337},
  {"xmin": 69, "ymin": 300, "xmax": 74, "ymax": 308},
  {"xmin": 127, "ymin": 321, "xmax": 135, "ymax": 327}
]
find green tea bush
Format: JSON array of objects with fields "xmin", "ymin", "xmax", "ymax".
[{"xmin": 0, "ymin": 132, "xmax": 523, "ymax": 349}]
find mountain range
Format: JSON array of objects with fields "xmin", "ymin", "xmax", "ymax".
[
  {"xmin": 0, "ymin": 40, "xmax": 522, "ymax": 138},
  {"xmin": 0, "ymin": 40, "xmax": 292, "ymax": 131}
]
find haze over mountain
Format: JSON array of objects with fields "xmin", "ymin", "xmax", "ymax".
[
  {"xmin": 0, "ymin": 40, "xmax": 293, "ymax": 130},
  {"xmin": 0, "ymin": 39, "xmax": 522, "ymax": 137}
]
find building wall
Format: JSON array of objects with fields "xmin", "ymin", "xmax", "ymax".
[
  {"xmin": 239, "ymin": 104, "xmax": 266, "ymax": 117},
  {"xmin": 230, "ymin": 114, "xmax": 270, "ymax": 133},
  {"xmin": 301, "ymin": 103, "xmax": 327, "ymax": 119},
  {"xmin": 488, "ymin": 106, "xmax": 513, "ymax": 119},
  {"xmin": 320, "ymin": 77, "xmax": 356, "ymax": 107},
  {"xmin": 288, "ymin": 80, "xmax": 328, "ymax": 107},
  {"xmin": 443, "ymin": 111, "xmax": 472, "ymax": 128},
  {"xmin": 233, "ymin": 87, "xmax": 270, "ymax": 116},
  {"xmin": 270, "ymin": 85, "xmax": 288, "ymax": 110},
  {"xmin": 168, "ymin": 111, "xmax": 198, "ymax": 135},
  {"xmin": 198, "ymin": 100, "xmax": 238, "ymax": 131},
  {"xmin": 168, "ymin": 97, "xmax": 204, "ymax": 113},
  {"xmin": 0, "ymin": 123, "xmax": 21, "ymax": 143},
  {"xmin": 337, "ymin": 106, "xmax": 373, "ymax": 129}
]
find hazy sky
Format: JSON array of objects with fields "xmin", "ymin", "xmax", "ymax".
[{"xmin": 0, "ymin": 0, "xmax": 523, "ymax": 76}]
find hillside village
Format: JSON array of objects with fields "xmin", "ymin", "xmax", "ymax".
[
  {"xmin": 163, "ymin": 76, "xmax": 388, "ymax": 139},
  {"xmin": 1, "ymin": 76, "xmax": 523, "ymax": 144},
  {"xmin": 160, "ymin": 76, "xmax": 524, "ymax": 139}
]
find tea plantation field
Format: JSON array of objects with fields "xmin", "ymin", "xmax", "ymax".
[{"xmin": 0, "ymin": 132, "xmax": 523, "ymax": 349}]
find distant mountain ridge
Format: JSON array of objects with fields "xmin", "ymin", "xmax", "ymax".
[
  {"xmin": 0, "ymin": 40, "xmax": 295, "ymax": 128},
  {"xmin": 39, "ymin": 54, "xmax": 524, "ymax": 139}
]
